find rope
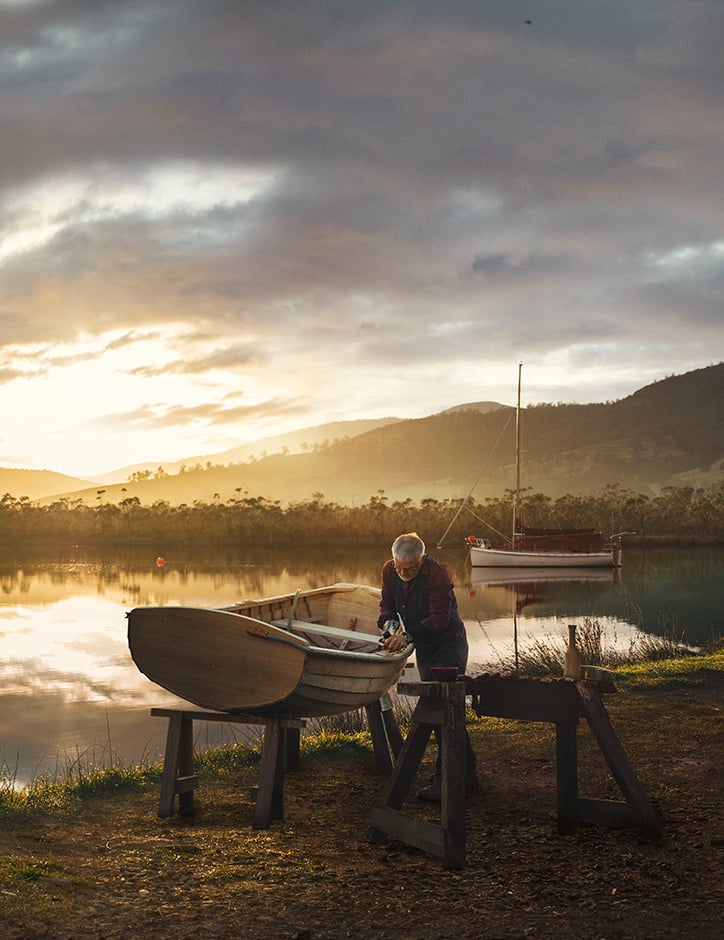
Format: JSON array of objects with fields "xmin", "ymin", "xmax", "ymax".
[
  {"xmin": 465, "ymin": 508, "xmax": 508, "ymax": 542},
  {"xmin": 437, "ymin": 410, "xmax": 514, "ymax": 548}
]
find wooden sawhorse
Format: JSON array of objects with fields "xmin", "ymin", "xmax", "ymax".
[
  {"xmin": 151, "ymin": 708, "xmax": 305, "ymax": 829},
  {"xmin": 468, "ymin": 675, "xmax": 662, "ymax": 841},
  {"xmin": 368, "ymin": 681, "xmax": 468, "ymax": 868},
  {"xmin": 368, "ymin": 676, "xmax": 663, "ymax": 869}
]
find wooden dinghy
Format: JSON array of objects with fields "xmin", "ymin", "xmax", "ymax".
[{"xmin": 127, "ymin": 583, "xmax": 412, "ymax": 718}]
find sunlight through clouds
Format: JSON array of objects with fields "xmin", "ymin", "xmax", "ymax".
[
  {"xmin": 0, "ymin": 327, "xmax": 260, "ymax": 474},
  {"xmin": 0, "ymin": 162, "xmax": 279, "ymax": 265},
  {"xmin": 647, "ymin": 241, "xmax": 724, "ymax": 269},
  {"xmin": 0, "ymin": 318, "xmax": 327, "ymax": 476},
  {"xmin": 0, "ymin": 0, "xmax": 722, "ymax": 476}
]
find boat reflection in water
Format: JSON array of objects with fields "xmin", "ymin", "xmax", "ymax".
[{"xmin": 464, "ymin": 567, "xmax": 620, "ymax": 672}]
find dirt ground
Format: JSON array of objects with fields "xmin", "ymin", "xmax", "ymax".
[{"xmin": 2, "ymin": 672, "xmax": 722, "ymax": 940}]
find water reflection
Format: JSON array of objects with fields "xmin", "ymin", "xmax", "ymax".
[
  {"xmin": 459, "ymin": 567, "xmax": 626, "ymax": 669},
  {"xmin": 1, "ymin": 546, "xmax": 721, "ymax": 786}
]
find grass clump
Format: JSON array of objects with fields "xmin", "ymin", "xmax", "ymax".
[
  {"xmin": 614, "ymin": 648, "xmax": 723, "ymax": 690},
  {"xmin": 497, "ymin": 616, "xmax": 721, "ymax": 677},
  {"xmin": 300, "ymin": 729, "xmax": 372, "ymax": 758},
  {"xmin": 71, "ymin": 763, "xmax": 156, "ymax": 798},
  {"xmin": 195, "ymin": 739, "xmax": 265, "ymax": 775},
  {"xmin": 1, "ymin": 728, "xmax": 383, "ymax": 816},
  {"xmin": 0, "ymin": 858, "xmax": 66, "ymax": 883},
  {"xmin": 1, "ymin": 760, "xmax": 162, "ymax": 814}
]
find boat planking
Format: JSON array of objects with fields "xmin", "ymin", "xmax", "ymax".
[{"xmin": 127, "ymin": 583, "xmax": 413, "ymax": 718}]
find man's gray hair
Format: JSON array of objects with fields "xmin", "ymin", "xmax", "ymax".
[{"xmin": 391, "ymin": 532, "xmax": 426, "ymax": 562}]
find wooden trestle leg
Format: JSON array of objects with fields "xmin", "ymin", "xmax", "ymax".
[
  {"xmin": 364, "ymin": 693, "xmax": 405, "ymax": 774},
  {"xmin": 576, "ymin": 683, "xmax": 662, "ymax": 840},
  {"xmin": 151, "ymin": 708, "xmax": 305, "ymax": 828},
  {"xmin": 367, "ymin": 681, "xmax": 467, "ymax": 869}
]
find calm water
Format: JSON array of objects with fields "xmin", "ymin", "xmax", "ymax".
[{"xmin": 1, "ymin": 544, "xmax": 721, "ymax": 786}]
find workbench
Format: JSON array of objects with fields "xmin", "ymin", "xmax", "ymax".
[{"xmin": 367, "ymin": 675, "xmax": 663, "ymax": 868}]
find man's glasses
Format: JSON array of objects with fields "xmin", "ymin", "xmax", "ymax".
[{"xmin": 394, "ymin": 560, "xmax": 421, "ymax": 576}]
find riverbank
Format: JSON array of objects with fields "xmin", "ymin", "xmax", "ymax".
[{"xmin": 2, "ymin": 653, "xmax": 722, "ymax": 939}]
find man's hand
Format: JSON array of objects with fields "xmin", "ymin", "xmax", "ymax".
[{"xmin": 382, "ymin": 633, "xmax": 409, "ymax": 652}]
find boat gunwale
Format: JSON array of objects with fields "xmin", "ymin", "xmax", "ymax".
[
  {"xmin": 239, "ymin": 615, "xmax": 413, "ymax": 663},
  {"xmin": 224, "ymin": 582, "xmax": 378, "ymax": 610}
]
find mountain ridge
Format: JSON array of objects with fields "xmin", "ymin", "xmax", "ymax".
[
  {"xmin": 6, "ymin": 364, "xmax": 723, "ymax": 506},
  {"xmin": 91, "ymin": 416, "xmax": 408, "ymax": 485}
]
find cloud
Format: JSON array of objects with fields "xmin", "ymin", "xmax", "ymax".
[
  {"xmin": 0, "ymin": 0, "xmax": 722, "ymax": 474},
  {"xmin": 126, "ymin": 342, "xmax": 265, "ymax": 378},
  {"xmin": 86, "ymin": 395, "xmax": 308, "ymax": 434}
]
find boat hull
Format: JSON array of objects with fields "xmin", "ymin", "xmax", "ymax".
[
  {"xmin": 469, "ymin": 545, "xmax": 620, "ymax": 568},
  {"xmin": 463, "ymin": 364, "xmax": 625, "ymax": 571},
  {"xmin": 127, "ymin": 584, "xmax": 412, "ymax": 718}
]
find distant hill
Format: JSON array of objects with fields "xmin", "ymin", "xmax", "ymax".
[
  {"xmin": 0, "ymin": 469, "xmax": 93, "ymax": 502},
  {"xmin": 92, "ymin": 417, "xmax": 404, "ymax": 485},
  {"xmin": 27, "ymin": 363, "xmax": 724, "ymax": 508},
  {"xmin": 7, "ymin": 363, "xmax": 724, "ymax": 505},
  {"xmin": 437, "ymin": 401, "xmax": 506, "ymax": 416}
]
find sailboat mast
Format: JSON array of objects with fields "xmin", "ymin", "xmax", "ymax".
[{"xmin": 512, "ymin": 362, "xmax": 522, "ymax": 549}]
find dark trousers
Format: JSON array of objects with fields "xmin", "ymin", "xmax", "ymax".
[{"xmin": 417, "ymin": 630, "xmax": 476, "ymax": 778}]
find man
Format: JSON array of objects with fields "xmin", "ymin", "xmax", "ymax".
[{"xmin": 378, "ymin": 532, "xmax": 476, "ymax": 801}]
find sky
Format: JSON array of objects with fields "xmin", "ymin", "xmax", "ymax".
[{"xmin": 1, "ymin": 0, "xmax": 723, "ymax": 479}]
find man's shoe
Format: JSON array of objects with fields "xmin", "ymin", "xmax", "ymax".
[{"xmin": 416, "ymin": 775, "xmax": 442, "ymax": 802}]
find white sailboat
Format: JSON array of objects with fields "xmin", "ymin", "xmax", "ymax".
[{"xmin": 468, "ymin": 364, "xmax": 624, "ymax": 568}]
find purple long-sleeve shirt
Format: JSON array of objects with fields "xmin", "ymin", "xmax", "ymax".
[{"xmin": 377, "ymin": 555, "xmax": 456, "ymax": 642}]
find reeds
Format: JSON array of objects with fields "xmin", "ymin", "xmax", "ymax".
[{"xmin": 493, "ymin": 615, "xmax": 715, "ymax": 677}]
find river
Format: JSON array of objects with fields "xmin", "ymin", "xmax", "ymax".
[{"xmin": 1, "ymin": 544, "xmax": 721, "ymax": 786}]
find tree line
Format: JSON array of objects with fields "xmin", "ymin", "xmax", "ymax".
[{"xmin": 1, "ymin": 483, "xmax": 722, "ymax": 548}]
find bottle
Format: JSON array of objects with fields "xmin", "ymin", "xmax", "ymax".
[{"xmin": 564, "ymin": 623, "xmax": 582, "ymax": 679}]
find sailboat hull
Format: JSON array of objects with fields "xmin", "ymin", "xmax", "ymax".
[
  {"xmin": 466, "ymin": 364, "xmax": 625, "ymax": 570},
  {"xmin": 469, "ymin": 544, "xmax": 620, "ymax": 567}
]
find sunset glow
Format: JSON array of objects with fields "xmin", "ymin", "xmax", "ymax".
[{"xmin": 1, "ymin": 2, "xmax": 722, "ymax": 478}]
